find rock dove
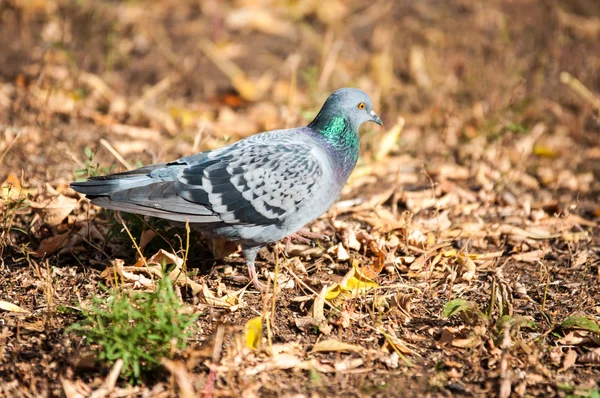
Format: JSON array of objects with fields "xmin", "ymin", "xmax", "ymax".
[{"xmin": 71, "ymin": 88, "xmax": 383, "ymax": 291}]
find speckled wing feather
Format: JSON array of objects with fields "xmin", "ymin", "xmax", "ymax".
[
  {"xmin": 72, "ymin": 131, "xmax": 325, "ymax": 227},
  {"xmin": 173, "ymin": 133, "xmax": 324, "ymax": 226}
]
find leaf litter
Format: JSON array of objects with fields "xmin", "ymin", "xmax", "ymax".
[{"xmin": 1, "ymin": 0, "xmax": 600, "ymax": 397}]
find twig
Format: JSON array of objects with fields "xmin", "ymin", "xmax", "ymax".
[
  {"xmin": 318, "ymin": 39, "xmax": 341, "ymax": 91},
  {"xmin": 99, "ymin": 139, "xmax": 133, "ymax": 170},
  {"xmin": 560, "ymin": 71, "xmax": 600, "ymax": 112},
  {"xmin": 0, "ymin": 127, "xmax": 24, "ymax": 166},
  {"xmin": 183, "ymin": 221, "xmax": 190, "ymax": 273},
  {"xmin": 116, "ymin": 213, "xmax": 148, "ymax": 268}
]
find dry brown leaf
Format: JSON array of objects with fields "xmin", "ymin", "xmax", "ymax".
[
  {"xmin": 511, "ymin": 248, "xmax": 550, "ymax": 263},
  {"xmin": 243, "ymin": 354, "xmax": 303, "ymax": 376},
  {"xmin": 138, "ymin": 230, "xmax": 157, "ymax": 253},
  {"xmin": 451, "ymin": 335, "xmax": 480, "ymax": 348},
  {"xmin": 311, "ymin": 339, "xmax": 367, "ymax": 354},
  {"xmin": 409, "ymin": 46, "xmax": 431, "ymax": 89},
  {"xmin": 146, "ymin": 249, "xmax": 184, "ymax": 268},
  {"xmin": 457, "ymin": 254, "xmax": 477, "ymax": 281},
  {"xmin": 207, "ymin": 237, "xmax": 239, "ymax": 260},
  {"xmin": 161, "ymin": 359, "xmax": 195, "ymax": 398},
  {"xmin": 561, "ymin": 349, "xmax": 577, "ymax": 372},
  {"xmin": 558, "ymin": 331, "xmax": 600, "ymax": 346},
  {"xmin": 515, "ymin": 123, "xmax": 546, "ymax": 154},
  {"xmin": 226, "ymin": 7, "xmax": 296, "ymax": 37},
  {"xmin": 198, "ymin": 281, "xmax": 240, "ymax": 309},
  {"xmin": 30, "ymin": 194, "xmax": 78, "ymax": 225},
  {"xmin": 498, "ymin": 225, "xmax": 559, "ymax": 240},
  {"xmin": 578, "ymin": 348, "xmax": 600, "ymax": 365},
  {"xmin": 328, "ymin": 242, "xmax": 350, "ymax": 261},
  {"xmin": 199, "ymin": 39, "xmax": 273, "ymax": 101},
  {"xmin": 375, "ymin": 117, "xmax": 405, "ymax": 161},
  {"xmin": 0, "ymin": 300, "xmax": 30, "ymax": 314},
  {"xmin": 89, "ymin": 359, "xmax": 123, "ymax": 398},
  {"xmin": 1, "ymin": 172, "xmax": 22, "ymax": 200},
  {"xmin": 335, "ymin": 358, "xmax": 365, "ymax": 372},
  {"xmin": 340, "ymin": 226, "xmax": 362, "ymax": 251},
  {"xmin": 110, "ymin": 124, "xmax": 161, "ymax": 141},
  {"xmin": 102, "ymin": 259, "xmax": 155, "ymax": 288},
  {"xmin": 61, "ymin": 378, "xmax": 89, "ymax": 398},
  {"xmin": 34, "ymin": 232, "xmax": 70, "ymax": 257}
]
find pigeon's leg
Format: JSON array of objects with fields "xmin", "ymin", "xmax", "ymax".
[{"xmin": 242, "ymin": 246, "xmax": 266, "ymax": 292}]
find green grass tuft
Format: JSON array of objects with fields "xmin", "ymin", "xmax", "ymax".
[{"xmin": 68, "ymin": 274, "xmax": 198, "ymax": 383}]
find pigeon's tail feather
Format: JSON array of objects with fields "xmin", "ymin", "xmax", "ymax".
[
  {"xmin": 88, "ymin": 163, "xmax": 168, "ymax": 181},
  {"xmin": 70, "ymin": 175, "xmax": 156, "ymax": 197},
  {"xmin": 72, "ymin": 171, "xmax": 223, "ymax": 224},
  {"xmin": 90, "ymin": 197, "xmax": 221, "ymax": 224}
]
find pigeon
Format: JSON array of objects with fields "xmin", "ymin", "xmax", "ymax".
[{"xmin": 71, "ymin": 88, "xmax": 383, "ymax": 291}]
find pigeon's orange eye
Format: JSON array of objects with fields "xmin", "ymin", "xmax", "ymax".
[{"xmin": 358, "ymin": 102, "xmax": 365, "ymax": 110}]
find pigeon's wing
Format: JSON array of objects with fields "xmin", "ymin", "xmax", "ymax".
[
  {"xmin": 71, "ymin": 133, "xmax": 325, "ymax": 226},
  {"xmin": 71, "ymin": 156, "xmax": 224, "ymax": 223},
  {"xmin": 174, "ymin": 137, "xmax": 324, "ymax": 226}
]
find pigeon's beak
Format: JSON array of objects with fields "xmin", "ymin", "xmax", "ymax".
[{"xmin": 369, "ymin": 110, "xmax": 383, "ymax": 126}]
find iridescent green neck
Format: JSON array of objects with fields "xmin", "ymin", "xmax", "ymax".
[
  {"xmin": 308, "ymin": 115, "xmax": 360, "ymax": 182},
  {"xmin": 310, "ymin": 116, "xmax": 360, "ymax": 152}
]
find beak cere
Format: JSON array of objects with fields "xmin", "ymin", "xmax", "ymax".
[{"xmin": 369, "ymin": 110, "xmax": 383, "ymax": 126}]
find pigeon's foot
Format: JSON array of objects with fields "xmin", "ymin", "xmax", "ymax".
[
  {"xmin": 241, "ymin": 246, "xmax": 267, "ymax": 293},
  {"xmin": 295, "ymin": 228, "xmax": 330, "ymax": 242},
  {"xmin": 284, "ymin": 229, "xmax": 329, "ymax": 252},
  {"xmin": 247, "ymin": 261, "xmax": 267, "ymax": 292},
  {"xmin": 229, "ymin": 274, "xmax": 266, "ymax": 292}
]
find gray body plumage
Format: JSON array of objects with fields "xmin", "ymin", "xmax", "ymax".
[{"xmin": 71, "ymin": 88, "xmax": 382, "ymax": 290}]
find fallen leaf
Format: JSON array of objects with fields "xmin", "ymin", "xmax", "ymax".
[
  {"xmin": 245, "ymin": 317, "xmax": 262, "ymax": 350},
  {"xmin": 226, "ymin": 7, "xmax": 296, "ymax": 37},
  {"xmin": 561, "ymin": 316, "xmax": 600, "ymax": 335},
  {"xmin": 325, "ymin": 262, "xmax": 378, "ymax": 301},
  {"xmin": 1, "ymin": 173, "xmax": 22, "ymax": 200},
  {"xmin": 30, "ymin": 194, "xmax": 77, "ymax": 225},
  {"xmin": 198, "ymin": 281, "xmax": 240, "ymax": 309},
  {"xmin": 335, "ymin": 358, "xmax": 365, "ymax": 371},
  {"xmin": 34, "ymin": 232, "xmax": 70, "ymax": 257},
  {"xmin": 561, "ymin": 349, "xmax": 577, "ymax": 371},
  {"xmin": 578, "ymin": 348, "xmax": 600, "ymax": 365},
  {"xmin": 0, "ymin": 300, "xmax": 30, "ymax": 313},
  {"xmin": 243, "ymin": 353, "xmax": 303, "ymax": 376},
  {"xmin": 138, "ymin": 230, "xmax": 157, "ymax": 253},
  {"xmin": 375, "ymin": 117, "xmax": 404, "ymax": 161},
  {"xmin": 311, "ymin": 339, "xmax": 366, "ymax": 354},
  {"xmin": 161, "ymin": 359, "xmax": 195, "ymax": 398}
]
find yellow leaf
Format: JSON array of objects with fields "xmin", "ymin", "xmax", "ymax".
[
  {"xmin": 325, "ymin": 263, "xmax": 378, "ymax": 300},
  {"xmin": 1, "ymin": 173, "xmax": 22, "ymax": 200},
  {"xmin": 168, "ymin": 107, "xmax": 205, "ymax": 129},
  {"xmin": 533, "ymin": 144, "xmax": 559, "ymax": 158},
  {"xmin": 375, "ymin": 117, "xmax": 404, "ymax": 161},
  {"xmin": 245, "ymin": 316, "xmax": 262, "ymax": 350}
]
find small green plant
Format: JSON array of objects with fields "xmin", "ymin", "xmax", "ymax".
[
  {"xmin": 74, "ymin": 146, "xmax": 112, "ymax": 181},
  {"xmin": 68, "ymin": 274, "xmax": 198, "ymax": 382},
  {"xmin": 560, "ymin": 316, "xmax": 600, "ymax": 336},
  {"xmin": 442, "ymin": 298, "xmax": 485, "ymax": 320}
]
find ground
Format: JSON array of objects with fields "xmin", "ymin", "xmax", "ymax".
[{"xmin": 1, "ymin": 0, "xmax": 600, "ymax": 397}]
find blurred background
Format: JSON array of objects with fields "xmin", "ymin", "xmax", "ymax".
[{"xmin": 1, "ymin": 0, "xmax": 599, "ymax": 191}]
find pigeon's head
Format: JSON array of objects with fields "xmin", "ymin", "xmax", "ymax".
[{"xmin": 317, "ymin": 88, "xmax": 383, "ymax": 129}]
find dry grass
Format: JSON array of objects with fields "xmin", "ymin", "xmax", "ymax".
[{"xmin": 1, "ymin": 0, "xmax": 600, "ymax": 397}]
